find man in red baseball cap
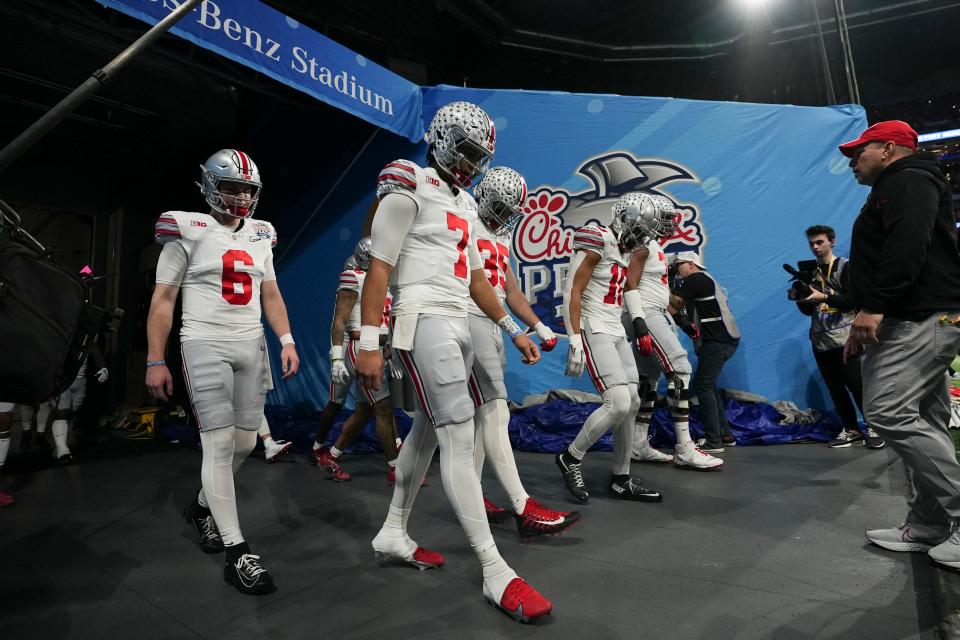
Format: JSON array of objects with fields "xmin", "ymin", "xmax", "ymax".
[{"xmin": 841, "ymin": 119, "xmax": 960, "ymax": 570}]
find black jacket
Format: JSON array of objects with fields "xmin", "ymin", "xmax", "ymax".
[{"xmin": 848, "ymin": 152, "xmax": 960, "ymax": 321}]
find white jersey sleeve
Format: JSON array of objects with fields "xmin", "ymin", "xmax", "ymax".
[
  {"xmin": 156, "ymin": 241, "xmax": 188, "ymax": 286},
  {"xmin": 637, "ymin": 238, "xmax": 670, "ymax": 311},
  {"xmin": 575, "ymin": 225, "xmax": 630, "ymax": 336},
  {"xmin": 467, "ymin": 221, "xmax": 510, "ymax": 316},
  {"xmin": 338, "ymin": 269, "xmax": 365, "ymax": 333},
  {"xmin": 373, "ymin": 159, "xmax": 480, "ymax": 317}
]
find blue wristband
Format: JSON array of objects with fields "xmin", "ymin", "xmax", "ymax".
[{"xmin": 146, "ymin": 360, "xmax": 166, "ymax": 367}]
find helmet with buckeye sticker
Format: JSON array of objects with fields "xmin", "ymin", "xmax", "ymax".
[
  {"xmin": 198, "ymin": 149, "xmax": 262, "ymax": 219},
  {"xmin": 475, "ymin": 167, "xmax": 527, "ymax": 237},
  {"xmin": 425, "ymin": 101, "xmax": 495, "ymax": 189},
  {"xmin": 354, "ymin": 236, "xmax": 373, "ymax": 271},
  {"xmin": 610, "ymin": 192, "xmax": 658, "ymax": 251}
]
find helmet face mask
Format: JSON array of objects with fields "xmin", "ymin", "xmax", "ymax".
[
  {"xmin": 425, "ymin": 102, "xmax": 496, "ymax": 189},
  {"xmin": 198, "ymin": 149, "xmax": 262, "ymax": 219},
  {"xmin": 354, "ymin": 236, "xmax": 373, "ymax": 271},
  {"xmin": 475, "ymin": 167, "xmax": 527, "ymax": 237}
]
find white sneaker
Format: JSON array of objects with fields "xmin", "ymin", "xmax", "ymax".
[
  {"xmin": 866, "ymin": 522, "xmax": 949, "ymax": 553},
  {"xmin": 264, "ymin": 439, "xmax": 293, "ymax": 463},
  {"xmin": 930, "ymin": 525, "xmax": 960, "ymax": 569},
  {"xmin": 673, "ymin": 441, "xmax": 724, "ymax": 471},
  {"xmin": 631, "ymin": 445, "xmax": 673, "ymax": 464}
]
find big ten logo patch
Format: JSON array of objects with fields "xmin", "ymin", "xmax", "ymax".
[{"xmin": 511, "ymin": 152, "xmax": 705, "ymax": 335}]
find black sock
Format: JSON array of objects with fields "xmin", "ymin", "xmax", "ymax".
[
  {"xmin": 611, "ymin": 474, "xmax": 629, "ymax": 483},
  {"xmin": 562, "ymin": 450, "xmax": 581, "ymax": 466},
  {"xmin": 225, "ymin": 541, "xmax": 251, "ymax": 564},
  {"xmin": 193, "ymin": 496, "xmax": 211, "ymax": 517}
]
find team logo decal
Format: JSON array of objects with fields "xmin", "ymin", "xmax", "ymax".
[{"xmin": 512, "ymin": 152, "xmax": 705, "ymax": 335}]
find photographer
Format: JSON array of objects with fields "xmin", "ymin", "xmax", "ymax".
[
  {"xmin": 788, "ymin": 225, "xmax": 883, "ymax": 449},
  {"xmin": 670, "ymin": 252, "xmax": 739, "ymax": 453}
]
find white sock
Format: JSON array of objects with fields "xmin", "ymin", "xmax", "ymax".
[
  {"xmin": 257, "ymin": 415, "xmax": 272, "ymax": 442},
  {"xmin": 330, "ymin": 446, "xmax": 343, "ymax": 458},
  {"xmin": 395, "ymin": 437, "xmax": 403, "ymax": 449},
  {"xmin": 378, "ymin": 411, "xmax": 437, "ymax": 540},
  {"xmin": 52, "ymin": 419, "xmax": 69, "ymax": 454},
  {"xmin": 387, "ymin": 458, "xmax": 397, "ymax": 468},
  {"xmin": 197, "ymin": 428, "xmax": 255, "ymax": 524},
  {"xmin": 478, "ymin": 542, "xmax": 517, "ymax": 602},
  {"xmin": 312, "ymin": 441, "xmax": 322, "ymax": 451},
  {"xmin": 0, "ymin": 437, "xmax": 9, "ymax": 468},
  {"xmin": 199, "ymin": 428, "xmax": 256, "ymax": 547},
  {"xmin": 476, "ymin": 400, "xmax": 528, "ymax": 514}
]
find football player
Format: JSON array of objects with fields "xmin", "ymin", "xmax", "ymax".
[
  {"xmin": 557, "ymin": 192, "xmax": 665, "ymax": 504},
  {"xmin": 146, "ymin": 149, "xmax": 299, "ymax": 595},
  {"xmin": 468, "ymin": 167, "xmax": 580, "ymax": 538},
  {"xmin": 623, "ymin": 193, "xmax": 723, "ymax": 471},
  {"xmin": 356, "ymin": 102, "xmax": 552, "ymax": 622},
  {"xmin": 311, "ymin": 238, "xmax": 401, "ymax": 482},
  {"xmin": 0, "ymin": 402, "xmax": 13, "ymax": 507}
]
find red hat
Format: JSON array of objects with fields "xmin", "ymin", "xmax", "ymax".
[{"xmin": 838, "ymin": 120, "xmax": 918, "ymax": 157}]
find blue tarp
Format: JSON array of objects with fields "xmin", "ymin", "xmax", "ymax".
[{"xmin": 98, "ymin": 0, "xmax": 424, "ymax": 141}]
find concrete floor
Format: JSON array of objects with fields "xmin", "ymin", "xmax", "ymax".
[{"xmin": 0, "ymin": 441, "xmax": 946, "ymax": 639}]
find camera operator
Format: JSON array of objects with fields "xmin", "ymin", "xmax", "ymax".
[
  {"xmin": 669, "ymin": 252, "xmax": 739, "ymax": 452},
  {"xmin": 788, "ymin": 225, "xmax": 883, "ymax": 449}
]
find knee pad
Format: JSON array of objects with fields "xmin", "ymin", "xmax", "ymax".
[{"xmin": 603, "ymin": 385, "xmax": 633, "ymax": 422}]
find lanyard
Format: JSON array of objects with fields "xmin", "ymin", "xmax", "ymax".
[{"xmin": 817, "ymin": 258, "xmax": 838, "ymax": 313}]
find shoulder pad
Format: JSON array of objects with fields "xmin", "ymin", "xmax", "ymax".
[
  {"xmin": 573, "ymin": 225, "xmax": 607, "ymax": 254},
  {"xmin": 376, "ymin": 159, "xmax": 419, "ymax": 199}
]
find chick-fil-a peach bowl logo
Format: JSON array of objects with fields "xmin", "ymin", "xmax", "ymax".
[{"xmin": 512, "ymin": 152, "xmax": 705, "ymax": 335}]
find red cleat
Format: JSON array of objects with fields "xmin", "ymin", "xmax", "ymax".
[
  {"xmin": 485, "ymin": 577, "xmax": 552, "ymax": 623},
  {"xmin": 310, "ymin": 446, "xmax": 351, "ymax": 482},
  {"xmin": 484, "ymin": 495, "xmax": 513, "ymax": 524},
  {"xmin": 515, "ymin": 497, "xmax": 580, "ymax": 540},
  {"xmin": 411, "ymin": 546, "xmax": 445, "ymax": 569},
  {"xmin": 0, "ymin": 490, "xmax": 14, "ymax": 508}
]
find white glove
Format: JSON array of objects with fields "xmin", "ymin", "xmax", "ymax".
[
  {"xmin": 95, "ymin": 367, "xmax": 109, "ymax": 383},
  {"xmin": 331, "ymin": 359, "xmax": 350, "ymax": 385},
  {"xmin": 565, "ymin": 334, "xmax": 585, "ymax": 378},
  {"xmin": 387, "ymin": 358, "xmax": 404, "ymax": 380}
]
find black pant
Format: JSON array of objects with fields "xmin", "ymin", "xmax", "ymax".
[
  {"xmin": 813, "ymin": 347, "xmax": 864, "ymax": 429},
  {"xmin": 692, "ymin": 340, "xmax": 738, "ymax": 445}
]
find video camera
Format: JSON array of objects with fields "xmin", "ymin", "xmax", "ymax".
[{"xmin": 783, "ymin": 260, "xmax": 819, "ymax": 298}]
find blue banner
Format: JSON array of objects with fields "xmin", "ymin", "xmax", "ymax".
[
  {"xmin": 269, "ymin": 86, "xmax": 868, "ymax": 412},
  {"xmin": 98, "ymin": 0, "xmax": 423, "ymax": 141}
]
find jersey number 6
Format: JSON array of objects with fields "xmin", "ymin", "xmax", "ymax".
[{"xmin": 222, "ymin": 249, "xmax": 254, "ymax": 305}]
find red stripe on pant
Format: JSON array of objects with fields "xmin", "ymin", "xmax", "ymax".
[
  {"xmin": 580, "ymin": 331, "xmax": 607, "ymax": 394},
  {"xmin": 467, "ymin": 373, "xmax": 484, "ymax": 408},
  {"xmin": 179, "ymin": 344, "xmax": 203, "ymax": 430},
  {"xmin": 649, "ymin": 332, "xmax": 674, "ymax": 375},
  {"xmin": 398, "ymin": 350, "xmax": 434, "ymax": 423},
  {"xmin": 347, "ymin": 340, "xmax": 376, "ymax": 405}
]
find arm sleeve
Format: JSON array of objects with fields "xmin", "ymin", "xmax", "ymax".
[
  {"xmin": 370, "ymin": 193, "xmax": 418, "ymax": 266},
  {"xmin": 263, "ymin": 252, "xmax": 277, "ymax": 282},
  {"xmin": 860, "ymin": 173, "xmax": 942, "ymax": 313},
  {"xmin": 468, "ymin": 237, "xmax": 482, "ymax": 271},
  {"xmin": 155, "ymin": 241, "xmax": 188, "ymax": 286}
]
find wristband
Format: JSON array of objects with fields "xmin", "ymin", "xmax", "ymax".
[
  {"xmin": 330, "ymin": 344, "xmax": 343, "ymax": 360},
  {"xmin": 146, "ymin": 360, "xmax": 166, "ymax": 367},
  {"xmin": 358, "ymin": 325, "xmax": 380, "ymax": 351},
  {"xmin": 532, "ymin": 321, "xmax": 548, "ymax": 333},
  {"xmin": 496, "ymin": 315, "xmax": 524, "ymax": 339},
  {"xmin": 279, "ymin": 333, "xmax": 295, "ymax": 346},
  {"xmin": 623, "ymin": 289, "xmax": 645, "ymax": 320}
]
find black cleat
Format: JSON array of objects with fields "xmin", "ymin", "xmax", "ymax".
[
  {"xmin": 555, "ymin": 453, "xmax": 589, "ymax": 504},
  {"xmin": 183, "ymin": 500, "xmax": 224, "ymax": 553},
  {"xmin": 224, "ymin": 551, "xmax": 277, "ymax": 595},
  {"xmin": 609, "ymin": 475, "xmax": 663, "ymax": 503}
]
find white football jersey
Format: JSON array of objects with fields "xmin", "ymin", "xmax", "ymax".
[
  {"xmin": 466, "ymin": 219, "xmax": 509, "ymax": 317},
  {"xmin": 636, "ymin": 237, "xmax": 670, "ymax": 311},
  {"xmin": 337, "ymin": 268, "xmax": 390, "ymax": 335},
  {"xmin": 376, "ymin": 159, "xmax": 480, "ymax": 317},
  {"xmin": 154, "ymin": 211, "xmax": 276, "ymax": 341},
  {"xmin": 573, "ymin": 224, "xmax": 631, "ymax": 336}
]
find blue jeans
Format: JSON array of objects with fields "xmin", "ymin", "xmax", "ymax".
[{"xmin": 693, "ymin": 340, "xmax": 739, "ymax": 445}]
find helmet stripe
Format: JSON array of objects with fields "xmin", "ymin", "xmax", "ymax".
[{"xmin": 235, "ymin": 149, "xmax": 250, "ymax": 176}]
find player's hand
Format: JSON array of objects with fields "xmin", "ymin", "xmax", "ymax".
[
  {"xmin": 533, "ymin": 321, "xmax": 558, "ymax": 352},
  {"xmin": 357, "ymin": 348, "xmax": 384, "ymax": 391},
  {"xmin": 146, "ymin": 364, "xmax": 173, "ymax": 402},
  {"xmin": 95, "ymin": 367, "xmax": 109, "ymax": 383},
  {"xmin": 513, "ymin": 334, "xmax": 540, "ymax": 364},
  {"xmin": 330, "ymin": 359, "xmax": 349, "ymax": 385},
  {"xmin": 281, "ymin": 344, "xmax": 300, "ymax": 379},
  {"xmin": 565, "ymin": 334, "xmax": 585, "ymax": 377}
]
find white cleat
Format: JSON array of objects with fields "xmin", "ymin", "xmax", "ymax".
[
  {"xmin": 264, "ymin": 439, "xmax": 293, "ymax": 463},
  {"xmin": 673, "ymin": 441, "xmax": 724, "ymax": 471},
  {"xmin": 631, "ymin": 445, "xmax": 674, "ymax": 464}
]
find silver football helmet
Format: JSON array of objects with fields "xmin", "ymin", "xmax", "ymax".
[
  {"xmin": 610, "ymin": 192, "xmax": 658, "ymax": 250},
  {"xmin": 425, "ymin": 101, "xmax": 495, "ymax": 188},
  {"xmin": 648, "ymin": 193, "xmax": 679, "ymax": 238},
  {"xmin": 342, "ymin": 254, "xmax": 358, "ymax": 271},
  {"xmin": 198, "ymin": 149, "xmax": 262, "ymax": 219},
  {"xmin": 475, "ymin": 167, "xmax": 527, "ymax": 237},
  {"xmin": 354, "ymin": 236, "xmax": 373, "ymax": 271}
]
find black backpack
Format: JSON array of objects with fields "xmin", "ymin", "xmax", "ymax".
[{"xmin": 0, "ymin": 201, "xmax": 116, "ymax": 403}]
